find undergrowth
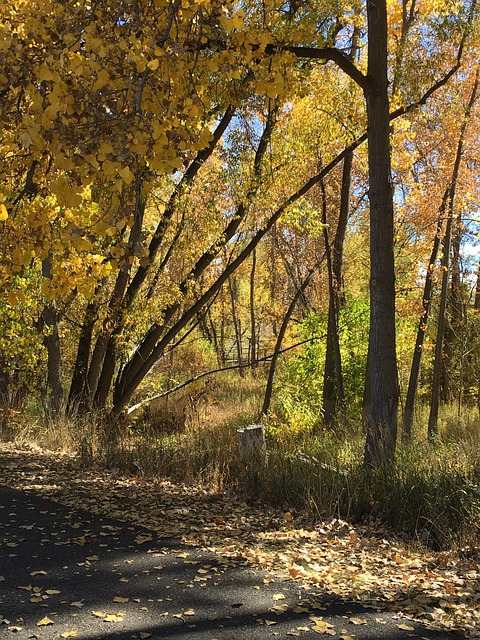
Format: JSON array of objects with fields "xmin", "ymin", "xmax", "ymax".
[{"xmin": 3, "ymin": 373, "xmax": 480, "ymax": 550}]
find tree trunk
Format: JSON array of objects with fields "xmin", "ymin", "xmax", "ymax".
[
  {"xmin": 402, "ymin": 200, "xmax": 445, "ymax": 439},
  {"xmin": 67, "ymin": 300, "xmax": 98, "ymax": 413},
  {"xmin": 441, "ymin": 214, "xmax": 465, "ymax": 404},
  {"xmin": 70, "ymin": 108, "xmax": 237, "ymax": 415},
  {"xmin": 249, "ymin": 248, "xmax": 257, "ymax": 367},
  {"xmin": 428, "ymin": 206, "xmax": 453, "ymax": 440},
  {"xmin": 41, "ymin": 255, "xmax": 64, "ymax": 418},
  {"xmin": 228, "ymin": 275, "xmax": 244, "ymax": 374},
  {"xmin": 363, "ymin": 0, "xmax": 399, "ymax": 466},
  {"xmin": 269, "ymin": 230, "xmax": 278, "ymax": 338},
  {"xmin": 323, "ymin": 152, "xmax": 352, "ymax": 427},
  {"xmin": 442, "ymin": 96, "xmax": 476, "ymax": 407},
  {"xmin": 475, "ymin": 262, "xmax": 480, "ymax": 311},
  {"xmin": 362, "ymin": 344, "xmax": 372, "ymax": 430},
  {"xmin": 262, "ymin": 266, "xmax": 319, "ymax": 416},
  {"xmin": 428, "ymin": 68, "xmax": 478, "ymax": 439}
]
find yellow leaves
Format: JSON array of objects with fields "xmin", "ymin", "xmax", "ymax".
[
  {"xmin": 66, "ymin": 51, "xmax": 85, "ymax": 75},
  {"xmin": 42, "ymin": 104, "xmax": 61, "ymax": 129},
  {"xmin": 119, "ymin": 166, "xmax": 135, "ymax": 185},
  {"xmin": 147, "ymin": 58, "xmax": 160, "ymax": 71},
  {"xmin": 41, "ymin": 279, "xmax": 54, "ymax": 300},
  {"xmin": 135, "ymin": 532, "xmax": 153, "ymax": 544},
  {"xmin": 60, "ymin": 632, "xmax": 78, "ymax": 638},
  {"xmin": 219, "ymin": 14, "xmax": 244, "ymax": 32},
  {"xmin": 104, "ymin": 613, "xmax": 126, "ymax": 623},
  {"xmin": 38, "ymin": 64, "xmax": 55, "ymax": 82},
  {"xmin": 72, "ymin": 235, "xmax": 93, "ymax": 253},
  {"xmin": 311, "ymin": 619, "xmax": 335, "ymax": 634},
  {"xmin": 98, "ymin": 142, "xmax": 114, "ymax": 159},
  {"xmin": 49, "ymin": 176, "xmax": 83, "ymax": 208},
  {"xmin": 0, "ymin": 203, "xmax": 8, "ymax": 221},
  {"xmin": 349, "ymin": 617, "xmax": 367, "ymax": 625},
  {"xmin": 132, "ymin": 141, "xmax": 149, "ymax": 156},
  {"xmin": 93, "ymin": 68, "xmax": 110, "ymax": 91},
  {"xmin": 7, "ymin": 290, "xmax": 25, "ymax": 306},
  {"xmin": 37, "ymin": 616, "xmax": 54, "ymax": 626},
  {"xmin": 102, "ymin": 159, "xmax": 118, "ymax": 178},
  {"xmin": 134, "ymin": 57, "xmax": 147, "ymax": 73},
  {"xmin": 270, "ymin": 603, "xmax": 289, "ymax": 614}
]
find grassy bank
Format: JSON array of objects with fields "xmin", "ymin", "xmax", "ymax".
[{"xmin": 3, "ymin": 373, "xmax": 480, "ymax": 550}]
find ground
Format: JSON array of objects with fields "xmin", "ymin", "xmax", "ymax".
[{"xmin": 0, "ymin": 443, "xmax": 479, "ymax": 638}]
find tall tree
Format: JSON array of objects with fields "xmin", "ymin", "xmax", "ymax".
[
  {"xmin": 362, "ymin": 0, "xmax": 399, "ymax": 465},
  {"xmin": 428, "ymin": 67, "xmax": 479, "ymax": 439},
  {"xmin": 0, "ymin": 0, "xmax": 476, "ymax": 443}
]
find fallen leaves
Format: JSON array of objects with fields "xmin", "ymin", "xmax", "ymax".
[
  {"xmin": 135, "ymin": 533, "xmax": 153, "ymax": 544},
  {"xmin": 310, "ymin": 617, "xmax": 335, "ymax": 634},
  {"xmin": 37, "ymin": 616, "xmax": 54, "ymax": 626},
  {"xmin": 104, "ymin": 613, "xmax": 125, "ymax": 623},
  {"xmin": 1, "ymin": 443, "xmax": 479, "ymax": 638},
  {"xmin": 92, "ymin": 610, "xmax": 126, "ymax": 622},
  {"xmin": 349, "ymin": 617, "xmax": 367, "ymax": 625}
]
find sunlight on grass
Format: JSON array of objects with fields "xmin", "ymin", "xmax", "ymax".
[{"xmin": 2, "ymin": 372, "xmax": 479, "ymax": 549}]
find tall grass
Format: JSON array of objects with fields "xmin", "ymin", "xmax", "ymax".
[{"xmin": 3, "ymin": 373, "xmax": 480, "ymax": 549}]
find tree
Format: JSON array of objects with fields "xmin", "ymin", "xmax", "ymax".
[
  {"xmin": 428, "ymin": 67, "xmax": 479, "ymax": 438},
  {"xmin": 0, "ymin": 0, "xmax": 477, "ymax": 466}
]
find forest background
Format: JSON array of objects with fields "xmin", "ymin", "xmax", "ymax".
[{"xmin": 0, "ymin": 0, "xmax": 479, "ymax": 547}]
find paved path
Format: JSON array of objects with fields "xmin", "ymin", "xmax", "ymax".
[{"xmin": 0, "ymin": 485, "xmax": 458, "ymax": 639}]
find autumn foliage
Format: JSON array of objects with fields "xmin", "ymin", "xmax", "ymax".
[{"xmin": 0, "ymin": 0, "xmax": 478, "ymax": 468}]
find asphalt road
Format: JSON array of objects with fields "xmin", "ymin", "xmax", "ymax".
[{"xmin": 0, "ymin": 485, "xmax": 459, "ymax": 639}]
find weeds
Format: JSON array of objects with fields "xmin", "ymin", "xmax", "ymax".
[{"xmin": 2, "ymin": 372, "xmax": 480, "ymax": 549}]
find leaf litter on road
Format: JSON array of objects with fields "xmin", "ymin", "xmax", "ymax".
[{"xmin": 1, "ymin": 443, "xmax": 479, "ymax": 637}]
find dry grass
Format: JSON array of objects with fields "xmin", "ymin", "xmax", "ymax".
[{"xmin": 2, "ymin": 373, "xmax": 479, "ymax": 548}]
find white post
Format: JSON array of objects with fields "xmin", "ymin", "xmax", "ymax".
[{"xmin": 237, "ymin": 424, "xmax": 267, "ymax": 465}]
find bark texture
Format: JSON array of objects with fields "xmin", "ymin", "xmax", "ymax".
[{"xmin": 363, "ymin": 0, "xmax": 399, "ymax": 466}]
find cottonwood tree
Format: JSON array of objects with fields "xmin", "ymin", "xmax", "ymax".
[{"xmin": 0, "ymin": 0, "xmax": 477, "ymax": 465}]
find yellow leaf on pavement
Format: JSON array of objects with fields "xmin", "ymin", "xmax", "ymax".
[{"xmin": 349, "ymin": 617, "xmax": 367, "ymax": 625}]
